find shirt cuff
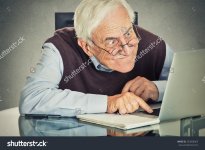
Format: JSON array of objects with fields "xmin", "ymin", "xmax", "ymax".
[
  {"xmin": 86, "ymin": 94, "xmax": 108, "ymax": 113},
  {"xmin": 152, "ymin": 80, "xmax": 167, "ymax": 102}
]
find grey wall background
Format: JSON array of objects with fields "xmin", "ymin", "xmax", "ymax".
[{"xmin": 0, "ymin": 0, "xmax": 205, "ymax": 110}]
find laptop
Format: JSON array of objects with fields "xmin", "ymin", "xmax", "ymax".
[{"xmin": 77, "ymin": 49, "xmax": 205, "ymax": 130}]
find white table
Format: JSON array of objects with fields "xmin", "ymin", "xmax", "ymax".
[{"xmin": 0, "ymin": 107, "xmax": 20, "ymax": 136}]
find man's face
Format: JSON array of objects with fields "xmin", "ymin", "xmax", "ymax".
[{"xmin": 90, "ymin": 6, "xmax": 139, "ymax": 73}]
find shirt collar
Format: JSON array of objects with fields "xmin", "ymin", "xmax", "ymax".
[{"xmin": 90, "ymin": 56, "xmax": 113, "ymax": 72}]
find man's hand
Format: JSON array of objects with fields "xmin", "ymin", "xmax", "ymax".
[
  {"xmin": 122, "ymin": 76, "xmax": 159, "ymax": 101},
  {"xmin": 107, "ymin": 92, "xmax": 153, "ymax": 114}
]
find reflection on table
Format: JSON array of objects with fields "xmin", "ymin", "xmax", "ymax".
[
  {"xmin": 18, "ymin": 115, "xmax": 205, "ymax": 137},
  {"xmin": 180, "ymin": 116, "xmax": 205, "ymax": 136}
]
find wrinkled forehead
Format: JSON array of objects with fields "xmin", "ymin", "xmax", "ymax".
[{"xmin": 92, "ymin": 6, "xmax": 132, "ymax": 39}]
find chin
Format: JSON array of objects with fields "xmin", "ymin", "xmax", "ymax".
[{"xmin": 115, "ymin": 64, "xmax": 135, "ymax": 73}]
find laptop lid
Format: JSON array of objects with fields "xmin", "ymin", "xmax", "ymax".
[{"xmin": 159, "ymin": 49, "xmax": 205, "ymax": 121}]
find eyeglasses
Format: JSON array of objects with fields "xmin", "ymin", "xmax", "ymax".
[{"xmin": 89, "ymin": 25, "xmax": 141, "ymax": 57}]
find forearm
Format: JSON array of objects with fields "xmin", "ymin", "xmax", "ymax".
[{"xmin": 19, "ymin": 80, "xmax": 107, "ymax": 116}]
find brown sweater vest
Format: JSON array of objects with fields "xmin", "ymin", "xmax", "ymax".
[{"xmin": 44, "ymin": 26, "xmax": 166, "ymax": 96}]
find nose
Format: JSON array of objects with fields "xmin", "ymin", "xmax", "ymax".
[{"xmin": 119, "ymin": 40, "xmax": 132, "ymax": 56}]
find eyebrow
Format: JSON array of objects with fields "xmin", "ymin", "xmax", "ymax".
[
  {"xmin": 104, "ymin": 26, "xmax": 133, "ymax": 42},
  {"xmin": 123, "ymin": 26, "xmax": 133, "ymax": 36}
]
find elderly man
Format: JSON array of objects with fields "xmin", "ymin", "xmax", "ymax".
[{"xmin": 19, "ymin": 0, "xmax": 173, "ymax": 116}]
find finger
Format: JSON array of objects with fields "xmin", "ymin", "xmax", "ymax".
[
  {"xmin": 134, "ymin": 76, "xmax": 142, "ymax": 81},
  {"xmin": 140, "ymin": 89, "xmax": 151, "ymax": 100},
  {"xmin": 121, "ymin": 79, "xmax": 135, "ymax": 93},
  {"xmin": 132, "ymin": 76, "xmax": 144, "ymax": 83},
  {"xmin": 148, "ymin": 87, "xmax": 159, "ymax": 101},
  {"xmin": 111, "ymin": 104, "xmax": 118, "ymax": 113},
  {"xmin": 118, "ymin": 100, "xmax": 127, "ymax": 115},
  {"xmin": 107, "ymin": 105, "xmax": 117, "ymax": 113},
  {"xmin": 122, "ymin": 76, "xmax": 144, "ymax": 93},
  {"xmin": 129, "ymin": 77, "xmax": 144, "ymax": 93},
  {"xmin": 124, "ymin": 100, "xmax": 134, "ymax": 113},
  {"xmin": 135, "ymin": 97, "xmax": 153, "ymax": 113},
  {"xmin": 107, "ymin": 98, "xmax": 118, "ymax": 113},
  {"xmin": 129, "ymin": 99, "xmax": 139, "ymax": 112},
  {"xmin": 134, "ymin": 84, "xmax": 145, "ymax": 96},
  {"xmin": 149, "ymin": 92, "xmax": 156, "ymax": 100}
]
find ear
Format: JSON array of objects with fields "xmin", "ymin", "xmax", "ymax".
[{"xmin": 77, "ymin": 39, "xmax": 94, "ymax": 57}]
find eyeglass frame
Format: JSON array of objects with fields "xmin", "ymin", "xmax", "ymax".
[{"xmin": 88, "ymin": 24, "xmax": 142, "ymax": 57}]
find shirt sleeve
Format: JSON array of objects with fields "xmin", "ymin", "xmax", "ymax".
[
  {"xmin": 19, "ymin": 43, "xmax": 107, "ymax": 117},
  {"xmin": 153, "ymin": 43, "xmax": 174, "ymax": 101}
]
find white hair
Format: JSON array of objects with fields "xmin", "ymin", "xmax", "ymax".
[{"xmin": 74, "ymin": 0, "xmax": 135, "ymax": 43}]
